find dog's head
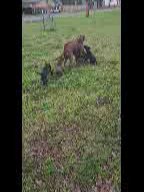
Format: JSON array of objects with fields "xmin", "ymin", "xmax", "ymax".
[
  {"xmin": 45, "ymin": 63, "xmax": 51, "ymax": 69},
  {"xmin": 44, "ymin": 63, "xmax": 53, "ymax": 75},
  {"xmin": 77, "ymin": 35, "xmax": 85, "ymax": 44},
  {"xmin": 90, "ymin": 54, "xmax": 97, "ymax": 65},
  {"xmin": 84, "ymin": 45, "xmax": 91, "ymax": 53}
]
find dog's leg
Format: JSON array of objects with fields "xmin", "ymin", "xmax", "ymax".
[
  {"xmin": 64, "ymin": 57, "xmax": 68, "ymax": 67},
  {"xmin": 75, "ymin": 56, "xmax": 78, "ymax": 66},
  {"xmin": 70, "ymin": 56, "xmax": 74, "ymax": 68}
]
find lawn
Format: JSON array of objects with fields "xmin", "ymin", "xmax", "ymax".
[{"xmin": 22, "ymin": 9, "xmax": 120, "ymax": 192}]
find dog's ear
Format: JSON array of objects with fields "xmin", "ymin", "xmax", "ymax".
[
  {"xmin": 84, "ymin": 45, "xmax": 91, "ymax": 53},
  {"xmin": 82, "ymin": 35, "xmax": 85, "ymax": 41},
  {"xmin": 47, "ymin": 63, "xmax": 51, "ymax": 69},
  {"xmin": 80, "ymin": 35, "xmax": 85, "ymax": 41},
  {"xmin": 78, "ymin": 35, "xmax": 85, "ymax": 42},
  {"xmin": 85, "ymin": 45, "xmax": 90, "ymax": 49},
  {"xmin": 77, "ymin": 35, "xmax": 81, "ymax": 41}
]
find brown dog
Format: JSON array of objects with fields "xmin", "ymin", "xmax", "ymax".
[
  {"xmin": 64, "ymin": 35, "xmax": 85, "ymax": 66},
  {"xmin": 56, "ymin": 35, "xmax": 86, "ymax": 67}
]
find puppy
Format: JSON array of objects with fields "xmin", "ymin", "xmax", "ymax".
[
  {"xmin": 83, "ymin": 45, "xmax": 97, "ymax": 65},
  {"xmin": 54, "ymin": 35, "xmax": 86, "ymax": 68},
  {"xmin": 38, "ymin": 63, "xmax": 53, "ymax": 86},
  {"xmin": 62, "ymin": 35, "xmax": 86, "ymax": 66}
]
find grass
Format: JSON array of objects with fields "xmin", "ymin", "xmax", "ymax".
[{"xmin": 22, "ymin": 9, "xmax": 120, "ymax": 192}]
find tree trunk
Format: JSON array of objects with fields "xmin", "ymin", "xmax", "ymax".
[
  {"xmin": 42, "ymin": 10, "xmax": 45, "ymax": 31},
  {"xmin": 86, "ymin": 0, "xmax": 89, "ymax": 17}
]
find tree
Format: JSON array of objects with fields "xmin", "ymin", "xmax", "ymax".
[{"xmin": 86, "ymin": 0, "xmax": 89, "ymax": 17}]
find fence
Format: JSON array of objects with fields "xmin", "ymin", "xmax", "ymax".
[
  {"xmin": 62, "ymin": 5, "xmax": 86, "ymax": 13},
  {"xmin": 61, "ymin": 2, "xmax": 120, "ymax": 13},
  {"xmin": 23, "ymin": 1, "xmax": 120, "ymax": 15}
]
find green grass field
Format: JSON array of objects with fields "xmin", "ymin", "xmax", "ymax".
[{"xmin": 22, "ymin": 10, "xmax": 120, "ymax": 192}]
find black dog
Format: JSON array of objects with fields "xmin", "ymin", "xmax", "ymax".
[
  {"xmin": 83, "ymin": 45, "xmax": 97, "ymax": 65},
  {"xmin": 38, "ymin": 63, "xmax": 53, "ymax": 86},
  {"xmin": 78, "ymin": 45, "xmax": 96, "ymax": 65}
]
